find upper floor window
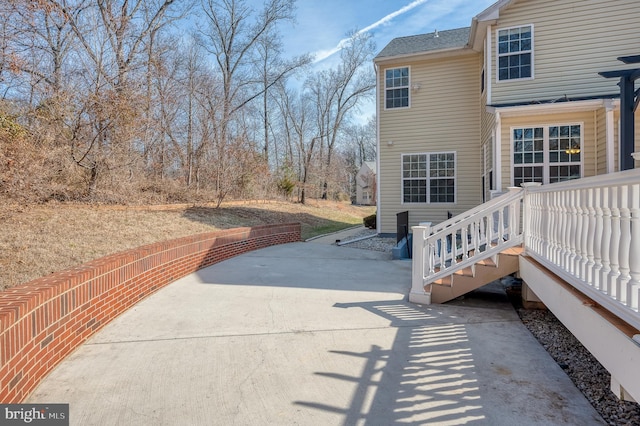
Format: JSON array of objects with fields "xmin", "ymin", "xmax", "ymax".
[
  {"xmin": 385, "ymin": 67, "xmax": 409, "ymax": 109},
  {"xmin": 402, "ymin": 152, "xmax": 455, "ymax": 203},
  {"xmin": 497, "ymin": 25, "xmax": 533, "ymax": 81}
]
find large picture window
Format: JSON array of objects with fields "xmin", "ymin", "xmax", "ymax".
[
  {"xmin": 497, "ymin": 25, "xmax": 533, "ymax": 81},
  {"xmin": 402, "ymin": 152, "xmax": 455, "ymax": 203},
  {"xmin": 385, "ymin": 67, "xmax": 409, "ymax": 109},
  {"xmin": 512, "ymin": 125, "xmax": 581, "ymax": 186}
]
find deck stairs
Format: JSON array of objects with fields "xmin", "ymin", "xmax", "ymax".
[
  {"xmin": 411, "ymin": 187, "xmax": 525, "ymax": 305},
  {"xmin": 430, "ymin": 245, "xmax": 522, "ymax": 303}
]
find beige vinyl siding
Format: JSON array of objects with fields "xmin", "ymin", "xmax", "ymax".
[
  {"xmin": 499, "ymin": 110, "xmax": 598, "ymax": 189},
  {"xmin": 377, "ymin": 53, "xmax": 482, "ymax": 234},
  {"xmin": 491, "ymin": 0, "xmax": 640, "ymax": 104}
]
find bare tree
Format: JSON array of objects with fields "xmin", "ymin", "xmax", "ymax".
[
  {"xmin": 344, "ymin": 116, "xmax": 376, "ymax": 166},
  {"xmin": 255, "ymin": 31, "xmax": 311, "ymax": 163},
  {"xmin": 44, "ymin": 0, "xmax": 186, "ymax": 197},
  {"xmin": 305, "ymin": 31, "xmax": 376, "ymax": 199},
  {"xmin": 198, "ymin": 0, "xmax": 299, "ymax": 204}
]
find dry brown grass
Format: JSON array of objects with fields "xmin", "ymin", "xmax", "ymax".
[{"xmin": 0, "ymin": 199, "xmax": 375, "ymax": 291}]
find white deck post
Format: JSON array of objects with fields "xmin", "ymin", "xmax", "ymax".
[{"xmin": 410, "ymin": 225, "xmax": 431, "ymax": 304}]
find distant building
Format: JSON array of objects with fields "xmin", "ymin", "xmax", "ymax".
[{"xmin": 355, "ymin": 161, "xmax": 376, "ymax": 205}]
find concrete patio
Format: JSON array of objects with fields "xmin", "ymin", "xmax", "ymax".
[{"xmin": 27, "ymin": 240, "xmax": 604, "ymax": 425}]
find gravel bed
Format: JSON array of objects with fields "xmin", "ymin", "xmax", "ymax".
[
  {"xmin": 518, "ymin": 308, "xmax": 640, "ymax": 426},
  {"xmin": 339, "ymin": 229, "xmax": 396, "ymax": 253},
  {"xmin": 340, "ymin": 235, "xmax": 640, "ymax": 425}
]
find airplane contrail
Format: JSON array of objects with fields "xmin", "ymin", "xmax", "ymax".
[{"xmin": 313, "ymin": 0, "xmax": 429, "ymax": 63}]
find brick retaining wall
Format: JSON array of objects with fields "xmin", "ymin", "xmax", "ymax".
[{"xmin": 0, "ymin": 223, "xmax": 301, "ymax": 402}]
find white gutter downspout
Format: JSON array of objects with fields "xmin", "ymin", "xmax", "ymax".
[
  {"xmin": 605, "ymin": 99, "xmax": 615, "ymax": 173},
  {"xmin": 495, "ymin": 111, "xmax": 502, "ymax": 192},
  {"xmin": 486, "ymin": 25, "xmax": 492, "ymax": 105},
  {"xmin": 374, "ymin": 62, "xmax": 382, "ymax": 232}
]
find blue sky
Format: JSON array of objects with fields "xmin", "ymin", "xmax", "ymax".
[
  {"xmin": 229, "ymin": 0, "xmax": 496, "ymax": 122},
  {"xmin": 282, "ymin": 0, "xmax": 496, "ymax": 63}
]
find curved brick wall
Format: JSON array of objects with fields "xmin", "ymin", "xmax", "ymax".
[{"xmin": 0, "ymin": 223, "xmax": 301, "ymax": 402}]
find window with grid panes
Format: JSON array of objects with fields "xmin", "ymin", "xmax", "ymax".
[
  {"xmin": 512, "ymin": 125, "xmax": 581, "ymax": 186},
  {"xmin": 402, "ymin": 153, "xmax": 455, "ymax": 203},
  {"xmin": 497, "ymin": 25, "xmax": 532, "ymax": 81},
  {"xmin": 385, "ymin": 67, "xmax": 409, "ymax": 108}
]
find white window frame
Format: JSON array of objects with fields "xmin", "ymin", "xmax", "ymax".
[
  {"xmin": 384, "ymin": 66, "xmax": 410, "ymax": 110},
  {"xmin": 496, "ymin": 24, "xmax": 534, "ymax": 82},
  {"xmin": 510, "ymin": 123, "xmax": 584, "ymax": 186},
  {"xmin": 401, "ymin": 152, "xmax": 456, "ymax": 204}
]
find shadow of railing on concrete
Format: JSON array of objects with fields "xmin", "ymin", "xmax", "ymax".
[{"xmin": 294, "ymin": 300, "xmax": 486, "ymax": 425}]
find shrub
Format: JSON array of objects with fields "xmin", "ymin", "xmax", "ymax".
[{"xmin": 363, "ymin": 213, "xmax": 376, "ymax": 229}]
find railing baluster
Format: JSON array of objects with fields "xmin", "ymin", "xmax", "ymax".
[
  {"xmin": 550, "ymin": 192, "xmax": 559, "ymax": 264},
  {"xmin": 479, "ymin": 215, "xmax": 486, "ymax": 249},
  {"xmin": 569, "ymin": 189, "xmax": 579, "ymax": 275},
  {"xmin": 487, "ymin": 211, "xmax": 494, "ymax": 247},
  {"xmin": 590, "ymin": 188, "xmax": 602, "ymax": 290},
  {"xmin": 556, "ymin": 191, "xmax": 564, "ymax": 265},
  {"xmin": 528, "ymin": 192, "xmax": 538, "ymax": 252},
  {"xmin": 428, "ymin": 241, "xmax": 435, "ymax": 275},
  {"xmin": 440, "ymin": 234, "xmax": 448, "ymax": 268},
  {"xmin": 618, "ymin": 185, "xmax": 631, "ymax": 305},
  {"xmin": 462, "ymin": 225, "xmax": 469, "ymax": 261},
  {"xmin": 609, "ymin": 187, "xmax": 621, "ymax": 300},
  {"xmin": 629, "ymin": 184, "xmax": 640, "ymax": 311},
  {"xmin": 583, "ymin": 188, "xmax": 596, "ymax": 285},
  {"xmin": 600, "ymin": 188, "xmax": 612, "ymax": 295},
  {"xmin": 497, "ymin": 208, "xmax": 504, "ymax": 246},
  {"xmin": 579, "ymin": 188, "xmax": 590, "ymax": 280},
  {"xmin": 541, "ymin": 192, "xmax": 549, "ymax": 257},
  {"xmin": 561, "ymin": 190, "xmax": 571, "ymax": 271}
]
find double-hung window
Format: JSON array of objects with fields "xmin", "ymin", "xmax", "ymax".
[
  {"xmin": 512, "ymin": 125, "xmax": 582, "ymax": 186},
  {"xmin": 385, "ymin": 67, "xmax": 409, "ymax": 109},
  {"xmin": 402, "ymin": 152, "xmax": 455, "ymax": 203},
  {"xmin": 497, "ymin": 25, "xmax": 533, "ymax": 81}
]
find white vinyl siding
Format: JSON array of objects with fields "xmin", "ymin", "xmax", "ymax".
[{"xmin": 490, "ymin": 0, "xmax": 640, "ymax": 104}]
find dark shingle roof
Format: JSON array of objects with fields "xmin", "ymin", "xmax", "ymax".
[{"xmin": 375, "ymin": 27, "xmax": 471, "ymax": 59}]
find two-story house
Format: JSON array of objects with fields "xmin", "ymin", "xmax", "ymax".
[
  {"xmin": 374, "ymin": 0, "xmax": 640, "ymax": 235},
  {"xmin": 355, "ymin": 161, "xmax": 377, "ymax": 205}
]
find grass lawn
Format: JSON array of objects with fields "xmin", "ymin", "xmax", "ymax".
[{"xmin": 0, "ymin": 199, "xmax": 375, "ymax": 290}]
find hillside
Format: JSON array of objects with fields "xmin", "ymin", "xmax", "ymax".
[{"xmin": 0, "ymin": 200, "xmax": 375, "ymax": 291}]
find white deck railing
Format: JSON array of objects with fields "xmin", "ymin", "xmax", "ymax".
[
  {"xmin": 412, "ymin": 167, "xmax": 640, "ymax": 330},
  {"xmin": 411, "ymin": 187, "xmax": 524, "ymax": 298},
  {"xmin": 525, "ymin": 168, "xmax": 640, "ymax": 331}
]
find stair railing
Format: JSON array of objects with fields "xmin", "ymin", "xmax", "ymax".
[{"xmin": 410, "ymin": 187, "xmax": 524, "ymax": 303}]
